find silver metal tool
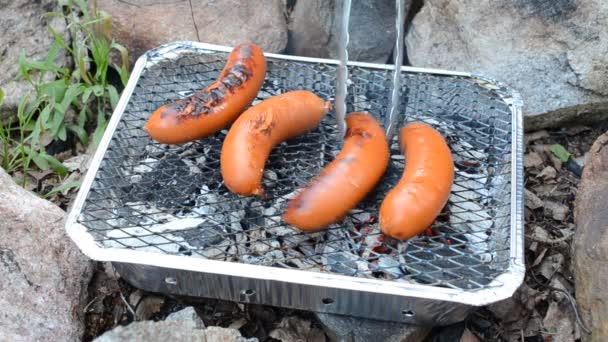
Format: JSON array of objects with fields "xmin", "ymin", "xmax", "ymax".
[
  {"xmin": 335, "ymin": 0, "xmax": 352, "ymax": 143},
  {"xmin": 385, "ymin": 0, "xmax": 407, "ymax": 140}
]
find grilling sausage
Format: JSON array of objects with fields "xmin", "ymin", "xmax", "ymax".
[
  {"xmin": 283, "ymin": 112, "xmax": 389, "ymax": 231},
  {"xmin": 144, "ymin": 42, "xmax": 266, "ymax": 144},
  {"xmin": 379, "ymin": 122, "xmax": 454, "ymax": 240},
  {"xmin": 220, "ymin": 90, "xmax": 331, "ymax": 196}
]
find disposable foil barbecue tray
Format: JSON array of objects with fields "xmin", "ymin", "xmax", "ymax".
[{"xmin": 65, "ymin": 41, "xmax": 524, "ymax": 325}]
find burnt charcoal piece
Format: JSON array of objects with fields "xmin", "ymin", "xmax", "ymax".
[
  {"xmin": 130, "ymin": 155, "xmax": 201, "ymax": 208},
  {"xmin": 176, "ymin": 223, "xmax": 225, "ymax": 249}
]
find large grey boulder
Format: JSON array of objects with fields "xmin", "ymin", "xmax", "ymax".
[
  {"xmin": 574, "ymin": 131, "xmax": 608, "ymax": 341},
  {"xmin": 288, "ymin": 0, "xmax": 405, "ymax": 63},
  {"xmin": 0, "ymin": 168, "xmax": 93, "ymax": 341},
  {"xmin": 98, "ymin": 0, "xmax": 288, "ymax": 64},
  {"xmin": 405, "ymin": 0, "xmax": 608, "ymax": 130},
  {"xmin": 0, "ymin": 0, "xmax": 69, "ymax": 121}
]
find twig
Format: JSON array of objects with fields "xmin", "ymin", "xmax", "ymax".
[
  {"xmin": 525, "ymin": 231, "xmax": 574, "ymax": 245},
  {"xmin": 120, "ymin": 291, "xmax": 137, "ymax": 319},
  {"xmin": 83, "ymin": 294, "xmax": 103, "ymax": 313},
  {"xmin": 528, "ymin": 269, "xmax": 591, "ymax": 335}
]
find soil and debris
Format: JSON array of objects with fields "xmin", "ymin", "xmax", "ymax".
[{"xmin": 51, "ymin": 123, "xmax": 607, "ymax": 341}]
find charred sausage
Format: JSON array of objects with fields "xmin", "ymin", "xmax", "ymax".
[
  {"xmin": 379, "ymin": 122, "xmax": 454, "ymax": 240},
  {"xmin": 144, "ymin": 42, "xmax": 266, "ymax": 144},
  {"xmin": 220, "ymin": 90, "xmax": 331, "ymax": 196},
  {"xmin": 283, "ymin": 112, "xmax": 390, "ymax": 231}
]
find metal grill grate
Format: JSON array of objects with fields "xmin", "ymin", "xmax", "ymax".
[{"xmin": 76, "ymin": 43, "xmax": 515, "ymax": 291}]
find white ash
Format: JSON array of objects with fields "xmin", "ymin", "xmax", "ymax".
[
  {"xmin": 133, "ymin": 158, "xmax": 158, "ymax": 173},
  {"xmin": 262, "ymin": 169, "xmax": 278, "ymax": 189},
  {"xmin": 322, "ymin": 246, "xmax": 361, "ymax": 276},
  {"xmin": 375, "ymin": 256, "xmax": 405, "ymax": 279}
]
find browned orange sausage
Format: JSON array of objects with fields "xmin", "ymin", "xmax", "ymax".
[
  {"xmin": 220, "ymin": 90, "xmax": 331, "ymax": 196},
  {"xmin": 144, "ymin": 42, "xmax": 266, "ymax": 144},
  {"xmin": 283, "ymin": 112, "xmax": 389, "ymax": 231},
  {"xmin": 379, "ymin": 122, "xmax": 454, "ymax": 240}
]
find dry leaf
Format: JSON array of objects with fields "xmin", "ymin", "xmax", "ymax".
[
  {"xmin": 524, "ymin": 152, "xmax": 544, "ymax": 168},
  {"xmin": 524, "ymin": 189, "xmax": 544, "ymax": 209}
]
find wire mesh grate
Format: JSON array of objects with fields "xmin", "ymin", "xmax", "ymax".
[{"xmin": 77, "ymin": 44, "xmax": 514, "ymax": 291}]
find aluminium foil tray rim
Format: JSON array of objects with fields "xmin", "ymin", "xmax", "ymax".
[{"xmin": 64, "ymin": 41, "xmax": 525, "ymax": 308}]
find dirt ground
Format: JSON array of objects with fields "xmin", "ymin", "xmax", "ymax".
[{"xmin": 50, "ymin": 123, "xmax": 607, "ymax": 342}]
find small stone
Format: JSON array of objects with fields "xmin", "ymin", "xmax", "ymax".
[
  {"xmin": 135, "ymin": 295, "xmax": 166, "ymax": 320},
  {"xmin": 537, "ymin": 166, "xmax": 557, "ymax": 180},
  {"xmin": 315, "ymin": 313, "xmax": 431, "ymax": 342},
  {"xmin": 93, "ymin": 320, "xmax": 257, "ymax": 342},
  {"xmin": 524, "ymin": 152, "xmax": 544, "ymax": 169},
  {"xmin": 165, "ymin": 307, "xmax": 205, "ymax": 329},
  {"xmin": 269, "ymin": 316, "xmax": 326, "ymax": 342},
  {"xmin": 544, "ymin": 201, "xmax": 569, "ymax": 221},
  {"xmin": 524, "ymin": 189, "xmax": 544, "ymax": 210}
]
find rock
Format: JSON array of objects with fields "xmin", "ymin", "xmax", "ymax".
[
  {"xmin": 269, "ymin": 316, "xmax": 326, "ymax": 342},
  {"xmin": 0, "ymin": 168, "xmax": 93, "ymax": 341},
  {"xmin": 288, "ymin": 0, "xmax": 403, "ymax": 63},
  {"xmin": 135, "ymin": 295, "xmax": 166, "ymax": 320},
  {"xmin": 93, "ymin": 320, "xmax": 256, "ymax": 342},
  {"xmin": 165, "ymin": 307, "xmax": 205, "ymax": 329},
  {"xmin": 405, "ymin": 0, "xmax": 608, "ymax": 131},
  {"xmin": 98, "ymin": 0, "xmax": 288, "ymax": 64},
  {"xmin": 0, "ymin": 0, "xmax": 69, "ymax": 120},
  {"xmin": 574, "ymin": 131, "xmax": 608, "ymax": 341},
  {"xmin": 315, "ymin": 313, "xmax": 431, "ymax": 342}
]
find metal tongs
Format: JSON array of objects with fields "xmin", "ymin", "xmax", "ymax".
[{"xmin": 335, "ymin": 0, "xmax": 407, "ymax": 143}]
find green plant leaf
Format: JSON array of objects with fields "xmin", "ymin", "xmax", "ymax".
[
  {"xmin": 29, "ymin": 121, "xmax": 42, "ymax": 150},
  {"xmin": 41, "ymin": 152, "xmax": 68, "ymax": 176},
  {"xmin": 58, "ymin": 83, "xmax": 84, "ymax": 114},
  {"xmin": 0, "ymin": 88, "xmax": 4, "ymax": 106},
  {"xmin": 111, "ymin": 42, "xmax": 130, "ymax": 85},
  {"xmin": 68, "ymin": 124, "xmax": 88, "ymax": 145},
  {"xmin": 48, "ymin": 25, "xmax": 73, "ymax": 54},
  {"xmin": 39, "ymin": 80, "xmax": 68, "ymax": 103},
  {"xmin": 92, "ymin": 120, "xmax": 107, "ymax": 147},
  {"xmin": 107, "ymin": 84, "xmax": 119, "ymax": 109},
  {"xmin": 45, "ymin": 180, "xmax": 82, "ymax": 197},
  {"xmin": 82, "ymin": 87, "xmax": 93, "ymax": 104},
  {"xmin": 18, "ymin": 50, "xmax": 33, "ymax": 84},
  {"xmin": 38, "ymin": 105, "xmax": 52, "ymax": 130},
  {"xmin": 91, "ymin": 84, "xmax": 104, "ymax": 96},
  {"xmin": 30, "ymin": 151, "xmax": 50, "ymax": 170},
  {"xmin": 550, "ymin": 144, "xmax": 571, "ymax": 162},
  {"xmin": 50, "ymin": 110, "xmax": 64, "ymax": 137},
  {"xmin": 58, "ymin": 124, "xmax": 67, "ymax": 141}
]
